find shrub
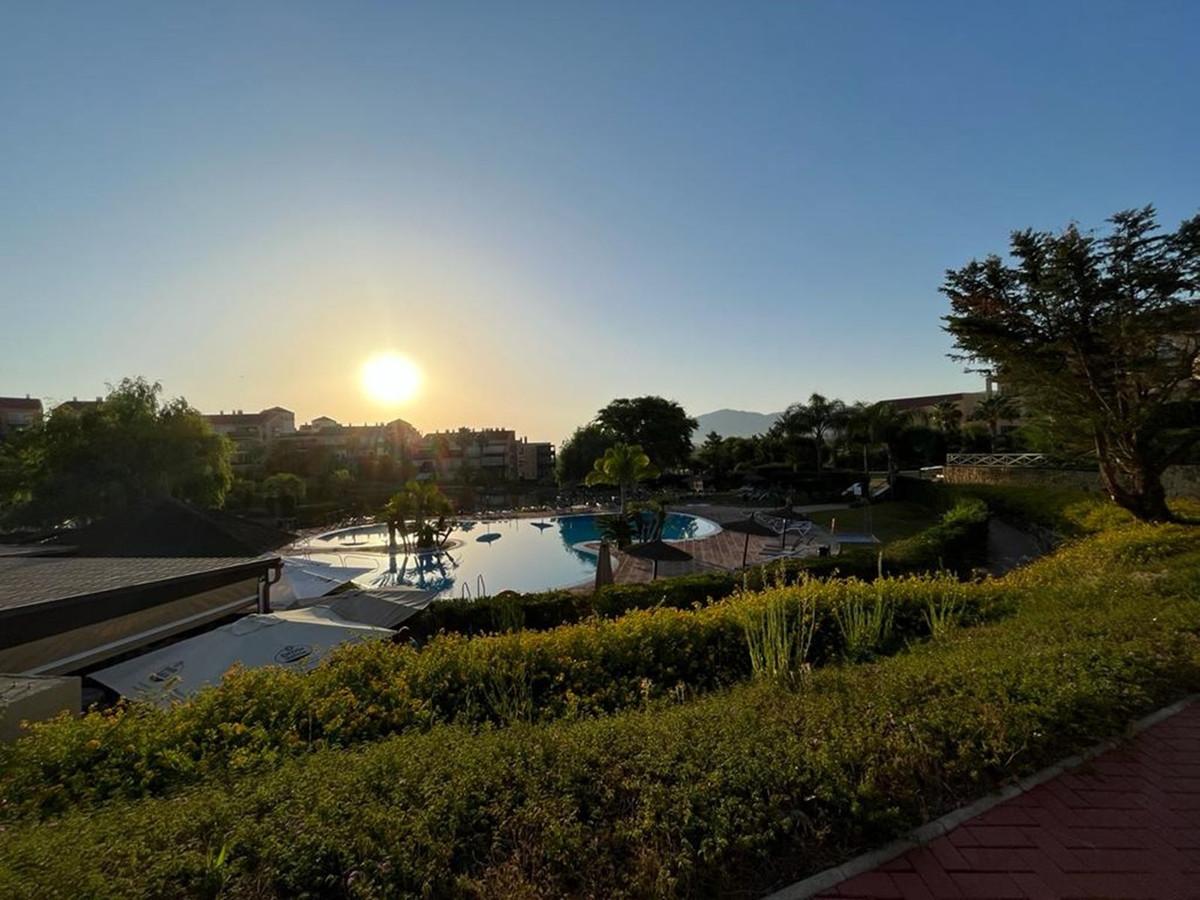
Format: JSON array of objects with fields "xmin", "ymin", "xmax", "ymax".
[
  {"xmin": 834, "ymin": 586, "xmax": 894, "ymax": 661},
  {"xmin": 406, "ymin": 499, "xmax": 990, "ymax": 641},
  {"xmin": 0, "ymin": 572, "xmax": 1001, "ymax": 820},
  {"xmin": 1, "ymin": 521, "xmax": 1198, "ymax": 898},
  {"xmin": 742, "ymin": 589, "xmax": 817, "ymax": 684}
]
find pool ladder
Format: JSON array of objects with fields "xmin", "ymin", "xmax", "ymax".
[{"xmin": 459, "ymin": 575, "xmax": 488, "ymax": 601}]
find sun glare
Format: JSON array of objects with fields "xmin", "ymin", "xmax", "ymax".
[{"xmin": 361, "ymin": 352, "xmax": 421, "ymax": 406}]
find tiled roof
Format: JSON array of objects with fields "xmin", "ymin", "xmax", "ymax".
[
  {"xmin": 0, "ymin": 397, "xmax": 43, "ymax": 410},
  {"xmin": 0, "ymin": 555, "xmax": 272, "ymax": 612}
]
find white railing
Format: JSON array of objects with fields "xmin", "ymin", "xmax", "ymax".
[{"xmin": 946, "ymin": 453, "xmax": 1049, "ymax": 468}]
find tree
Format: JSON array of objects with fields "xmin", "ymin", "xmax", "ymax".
[
  {"xmin": 770, "ymin": 393, "xmax": 847, "ymax": 475},
  {"xmin": 930, "ymin": 400, "xmax": 963, "ymax": 436},
  {"xmin": 383, "ymin": 480, "xmax": 454, "ymax": 551},
  {"xmin": 845, "ymin": 401, "xmax": 909, "ymax": 482},
  {"xmin": 556, "ymin": 423, "xmax": 617, "ymax": 484},
  {"xmin": 969, "ymin": 394, "xmax": 1021, "ymax": 450},
  {"xmin": 695, "ymin": 431, "xmax": 731, "ymax": 485},
  {"xmin": 594, "ymin": 397, "xmax": 697, "ymax": 470},
  {"xmin": 262, "ymin": 472, "xmax": 306, "ymax": 518},
  {"xmin": 584, "ymin": 443, "xmax": 659, "ymax": 512},
  {"xmin": 943, "ymin": 206, "xmax": 1200, "ymax": 521},
  {"xmin": 0, "ymin": 377, "xmax": 233, "ymax": 526}
]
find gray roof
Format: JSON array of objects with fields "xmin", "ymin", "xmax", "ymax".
[{"xmin": 0, "ymin": 555, "xmax": 273, "ymax": 612}]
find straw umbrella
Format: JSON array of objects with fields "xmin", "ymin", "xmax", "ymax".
[
  {"xmin": 722, "ymin": 515, "xmax": 778, "ymax": 567},
  {"xmin": 622, "ymin": 539, "xmax": 693, "ymax": 581},
  {"xmin": 594, "ymin": 541, "xmax": 614, "ymax": 590}
]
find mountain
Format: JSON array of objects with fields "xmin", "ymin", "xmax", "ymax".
[{"xmin": 694, "ymin": 409, "xmax": 782, "ymax": 440}]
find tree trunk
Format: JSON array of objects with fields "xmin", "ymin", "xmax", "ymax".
[{"xmin": 1096, "ymin": 434, "xmax": 1173, "ymax": 522}]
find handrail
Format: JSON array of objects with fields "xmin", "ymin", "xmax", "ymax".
[
  {"xmin": 460, "ymin": 582, "xmax": 472, "ymax": 600},
  {"xmin": 476, "ymin": 574, "xmax": 487, "ymax": 600},
  {"xmin": 946, "ymin": 452, "xmax": 1049, "ymax": 468}
]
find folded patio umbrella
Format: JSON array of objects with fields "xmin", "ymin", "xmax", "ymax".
[
  {"xmin": 622, "ymin": 539, "xmax": 693, "ymax": 581},
  {"xmin": 594, "ymin": 541, "xmax": 615, "ymax": 590},
  {"xmin": 722, "ymin": 516, "xmax": 778, "ymax": 567}
]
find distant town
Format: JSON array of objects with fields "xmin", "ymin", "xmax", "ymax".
[{"xmin": 0, "ymin": 397, "xmax": 557, "ymax": 483}]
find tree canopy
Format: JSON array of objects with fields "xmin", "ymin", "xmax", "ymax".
[
  {"xmin": 0, "ymin": 378, "xmax": 233, "ymax": 526},
  {"xmin": 584, "ymin": 443, "xmax": 659, "ymax": 512},
  {"xmin": 768, "ymin": 393, "xmax": 847, "ymax": 474},
  {"xmin": 943, "ymin": 206, "xmax": 1200, "ymax": 520},
  {"xmin": 556, "ymin": 423, "xmax": 618, "ymax": 484},
  {"xmin": 594, "ymin": 397, "xmax": 697, "ymax": 470}
]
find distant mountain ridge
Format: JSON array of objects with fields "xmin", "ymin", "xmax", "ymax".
[{"xmin": 694, "ymin": 408, "xmax": 782, "ymax": 440}]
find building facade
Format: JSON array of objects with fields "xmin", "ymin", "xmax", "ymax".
[
  {"xmin": 0, "ymin": 396, "xmax": 43, "ymax": 441},
  {"xmin": 203, "ymin": 407, "xmax": 297, "ymax": 471},
  {"xmin": 417, "ymin": 428, "xmax": 555, "ymax": 482}
]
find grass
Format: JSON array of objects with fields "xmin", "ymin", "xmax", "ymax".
[{"xmin": 812, "ymin": 500, "xmax": 940, "ymax": 544}]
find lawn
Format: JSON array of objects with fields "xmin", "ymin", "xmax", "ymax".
[{"xmin": 813, "ymin": 500, "xmax": 939, "ymax": 543}]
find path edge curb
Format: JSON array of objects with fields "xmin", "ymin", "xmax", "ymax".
[{"xmin": 763, "ymin": 692, "xmax": 1199, "ymax": 900}]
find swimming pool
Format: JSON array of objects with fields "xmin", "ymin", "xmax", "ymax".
[{"xmin": 296, "ymin": 512, "xmax": 721, "ymax": 599}]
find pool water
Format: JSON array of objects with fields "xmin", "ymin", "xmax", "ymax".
[{"xmin": 298, "ymin": 513, "xmax": 720, "ymax": 599}]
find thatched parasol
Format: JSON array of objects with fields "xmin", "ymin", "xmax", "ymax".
[
  {"xmin": 722, "ymin": 515, "xmax": 778, "ymax": 567},
  {"xmin": 622, "ymin": 539, "xmax": 693, "ymax": 581}
]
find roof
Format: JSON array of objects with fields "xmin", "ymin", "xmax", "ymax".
[
  {"xmin": 0, "ymin": 397, "xmax": 43, "ymax": 410},
  {"xmin": 204, "ymin": 411, "xmax": 267, "ymax": 425},
  {"xmin": 0, "ymin": 555, "xmax": 272, "ymax": 613},
  {"xmin": 878, "ymin": 392, "xmax": 971, "ymax": 411},
  {"xmin": 37, "ymin": 499, "xmax": 296, "ymax": 558}
]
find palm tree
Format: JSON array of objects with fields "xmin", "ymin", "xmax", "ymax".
[
  {"xmin": 970, "ymin": 394, "xmax": 1021, "ymax": 450},
  {"xmin": 930, "ymin": 400, "xmax": 963, "ymax": 435},
  {"xmin": 383, "ymin": 480, "xmax": 455, "ymax": 551},
  {"xmin": 772, "ymin": 393, "xmax": 848, "ymax": 476},
  {"xmin": 847, "ymin": 402, "xmax": 909, "ymax": 485},
  {"xmin": 584, "ymin": 443, "xmax": 659, "ymax": 513}
]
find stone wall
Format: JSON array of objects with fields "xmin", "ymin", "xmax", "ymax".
[{"xmin": 942, "ymin": 464, "xmax": 1200, "ymax": 499}]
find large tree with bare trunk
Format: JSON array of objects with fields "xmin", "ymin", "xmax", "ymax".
[{"xmin": 942, "ymin": 206, "xmax": 1200, "ymax": 522}]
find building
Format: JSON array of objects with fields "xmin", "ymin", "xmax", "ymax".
[
  {"xmin": 518, "ymin": 437, "xmax": 556, "ymax": 481},
  {"xmin": 0, "ymin": 500, "xmax": 291, "ymax": 678},
  {"xmin": 417, "ymin": 427, "xmax": 555, "ymax": 482},
  {"xmin": 0, "ymin": 396, "xmax": 43, "ymax": 441},
  {"xmin": 203, "ymin": 407, "xmax": 296, "ymax": 471},
  {"xmin": 277, "ymin": 417, "xmax": 422, "ymax": 464},
  {"xmin": 877, "ymin": 391, "xmax": 990, "ymax": 420}
]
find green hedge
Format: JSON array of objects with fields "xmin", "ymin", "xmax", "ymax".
[
  {"xmin": 0, "ymin": 572, "xmax": 1000, "ymax": 821},
  {"xmin": 1, "ymin": 522, "xmax": 1198, "ymax": 898},
  {"xmin": 406, "ymin": 499, "xmax": 990, "ymax": 640}
]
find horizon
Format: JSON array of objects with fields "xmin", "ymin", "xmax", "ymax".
[{"xmin": 4, "ymin": 2, "xmax": 1199, "ymax": 442}]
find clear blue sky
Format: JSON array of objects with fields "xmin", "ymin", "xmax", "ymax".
[{"xmin": 3, "ymin": 1, "xmax": 1198, "ymax": 441}]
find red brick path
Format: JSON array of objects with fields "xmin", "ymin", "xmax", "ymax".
[{"xmin": 816, "ymin": 702, "xmax": 1200, "ymax": 899}]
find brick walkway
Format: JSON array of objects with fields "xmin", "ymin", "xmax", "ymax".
[
  {"xmin": 815, "ymin": 702, "xmax": 1200, "ymax": 899},
  {"xmin": 610, "ymin": 505, "xmax": 839, "ymax": 584}
]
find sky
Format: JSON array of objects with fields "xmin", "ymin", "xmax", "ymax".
[{"xmin": 3, "ymin": 1, "xmax": 1199, "ymax": 443}]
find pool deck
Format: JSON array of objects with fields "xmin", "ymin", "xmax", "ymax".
[{"xmin": 610, "ymin": 504, "xmax": 848, "ymax": 584}]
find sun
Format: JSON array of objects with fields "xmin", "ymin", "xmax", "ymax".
[{"xmin": 361, "ymin": 352, "xmax": 421, "ymax": 405}]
